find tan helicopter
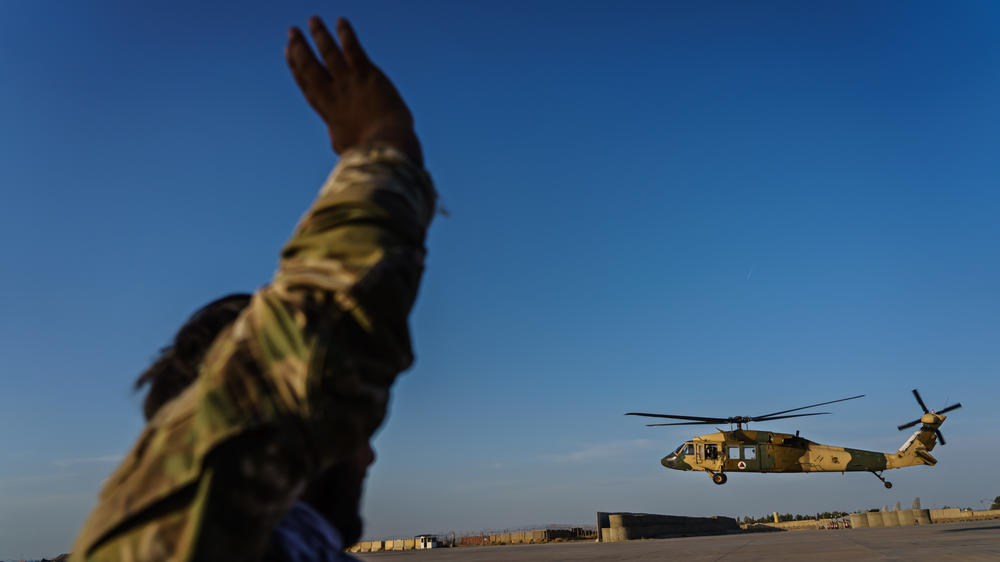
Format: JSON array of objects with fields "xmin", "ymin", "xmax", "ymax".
[{"xmin": 626, "ymin": 390, "xmax": 960, "ymax": 487}]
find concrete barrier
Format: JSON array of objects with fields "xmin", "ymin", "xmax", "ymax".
[
  {"xmin": 850, "ymin": 513, "xmax": 869, "ymax": 528},
  {"xmin": 865, "ymin": 512, "xmax": 884, "ymax": 528},
  {"xmin": 755, "ymin": 520, "xmax": 819, "ymax": 531},
  {"xmin": 929, "ymin": 508, "xmax": 964, "ymax": 523},
  {"xmin": 598, "ymin": 512, "xmax": 739, "ymax": 542},
  {"xmin": 970, "ymin": 509, "xmax": 1000, "ymax": 520},
  {"xmin": 914, "ymin": 509, "xmax": 932, "ymax": 525},
  {"xmin": 897, "ymin": 509, "xmax": 916, "ymax": 526},
  {"xmin": 882, "ymin": 510, "xmax": 900, "ymax": 527},
  {"xmin": 601, "ymin": 527, "xmax": 625, "ymax": 542}
]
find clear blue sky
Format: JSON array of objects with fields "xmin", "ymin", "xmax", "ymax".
[{"xmin": 2, "ymin": 0, "xmax": 999, "ymax": 557}]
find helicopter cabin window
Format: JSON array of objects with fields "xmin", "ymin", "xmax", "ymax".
[
  {"xmin": 704, "ymin": 444, "xmax": 719, "ymax": 460},
  {"xmin": 684, "ymin": 443, "xmax": 694, "ymax": 455},
  {"xmin": 742, "ymin": 446, "xmax": 756, "ymax": 460},
  {"xmin": 728, "ymin": 446, "xmax": 740, "ymax": 459}
]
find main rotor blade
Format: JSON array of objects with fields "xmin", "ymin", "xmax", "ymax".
[
  {"xmin": 752, "ymin": 412, "xmax": 831, "ymax": 422},
  {"xmin": 937, "ymin": 403, "xmax": 962, "ymax": 415},
  {"xmin": 626, "ymin": 412, "xmax": 729, "ymax": 423},
  {"xmin": 646, "ymin": 421, "xmax": 720, "ymax": 426},
  {"xmin": 897, "ymin": 418, "xmax": 922, "ymax": 431},
  {"xmin": 755, "ymin": 395, "xmax": 865, "ymax": 419},
  {"xmin": 912, "ymin": 389, "xmax": 929, "ymax": 413},
  {"xmin": 935, "ymin": 430, "xmax": 946, "ymax": 446}
]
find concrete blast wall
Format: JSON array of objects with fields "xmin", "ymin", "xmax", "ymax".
[
  {"xmin": 866, "ymin": 512, "xmax": 884, "ymax": 528},
  {"xmin": 849, "ymin": 514, "xmax": 868, "ymax": 528},
  {"xmin": 896, "ymin": 509, "xmax": 916, "ymax": 525},
  {"xmin": 597, "ymin": 512, "xmax": 739, "ymax": 542},
  {"xmin": 347, "ymin": 508, "xmax": 1000, "ymax": 552}
]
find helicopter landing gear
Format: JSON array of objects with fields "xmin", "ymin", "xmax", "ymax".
[
  {"xmin": 870, "ymin": 470, "xmax": 892, "ymax": 489},
  {"xmin": 709, "ymin": 471, "xmax": 727, "ymax": 485}
]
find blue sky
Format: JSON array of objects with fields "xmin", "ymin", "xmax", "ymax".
[{"xmin": 2, "ymin": 0, "xmax": 999, "ymax": 557}]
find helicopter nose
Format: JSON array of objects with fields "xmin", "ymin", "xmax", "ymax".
[{"xmin": 661, "ymin": 454, "xmax": 677, "ymax": 469}]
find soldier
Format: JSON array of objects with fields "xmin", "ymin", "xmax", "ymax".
[{"xmin": 70, "ymin": 14, "xmax": 435, "ymax": 561}]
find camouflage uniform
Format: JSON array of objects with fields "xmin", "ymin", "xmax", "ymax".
[{"xmin": 70, "ymin": 145, "xmax": 435, "ymax": 561}]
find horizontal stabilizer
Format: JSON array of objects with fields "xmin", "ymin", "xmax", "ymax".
[{"xmin": 915, "ymin": 449, "xmax": 937, "ymax": 465}]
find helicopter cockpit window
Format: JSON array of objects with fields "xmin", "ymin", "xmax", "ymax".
[
  {"xmin": 684, "ymin": 443, "xmax": 694, "ymax": 455},
  {"xmin": 743, "ymin": 446, "xmax": 756, "ymax": 460},
  {"xmin": 672, "ymin": 443, "xmax": 685, "ymax": 455}
]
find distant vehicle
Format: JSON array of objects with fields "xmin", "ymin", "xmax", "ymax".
[{"xmin": 626, "ymin": 389, "xmax": 960, "ymax": 488}]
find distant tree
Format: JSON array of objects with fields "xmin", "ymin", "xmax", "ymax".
[
  {"xmin": 912, "ymin": 497, "xmax": 921, "ymax": 509},
  {"xmin": 991, "ymin": 496, "xmax": 1000, "ymax": 510}
]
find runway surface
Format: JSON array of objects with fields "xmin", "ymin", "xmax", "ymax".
[{"xmin": 357, "ymin": 520, "xmax": 1000, "ymax": 561}]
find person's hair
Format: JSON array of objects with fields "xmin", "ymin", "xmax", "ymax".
[{"xmin": 135, "ymin": 293, "xmax": 252, "ymax": 420}]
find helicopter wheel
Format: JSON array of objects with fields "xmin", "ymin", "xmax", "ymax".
[
  {"xmin": 712, "ymin": 473, "xmax": 727, "ymax": 485},
  {"xmin": 870, "ymin": 470, "xmax": 892, "ymax": 489}
]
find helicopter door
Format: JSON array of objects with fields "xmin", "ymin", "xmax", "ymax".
[
  {"xmin": 702, "ymin": 442, "xmax": 722, "ymax": 472},
  {"xmin": 727, "ymin": 445, "xmax": 761, "ymax": 472},
  {"xmin": 740, "ymin": 445, "xmax": 761, "ymax": 472},
  {"xmin": 725, "ymin": 446, "xmax": 741, "ymax": 472}
]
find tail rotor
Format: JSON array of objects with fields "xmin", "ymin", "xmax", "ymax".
[{"xmin": 896, "ymin": 389, "xmax": 961, "ymax": 446}]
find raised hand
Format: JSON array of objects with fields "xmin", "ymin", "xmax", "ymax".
[{"xmin": 285, "ymin": 17, "xmax": 423, "ymax": 166}]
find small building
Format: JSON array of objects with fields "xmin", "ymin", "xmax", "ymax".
[{"xmin": 415, "ymin": 534, "xmax": 439, "ymax": 549}]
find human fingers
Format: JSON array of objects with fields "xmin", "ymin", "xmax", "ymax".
[
  {"xmin": 285, "ymin": 26, "xmax": 330, "ymax": 95},
  {"xmin": 336, "ymin": 18, "xmax": 371, "ymax": 70},
  {"xmin": 308, "ymin": 16, "xmax": 347, "ymax": 77}
]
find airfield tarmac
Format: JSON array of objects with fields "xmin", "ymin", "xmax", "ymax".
[{"xmin": 357, "ymin": 519, "xmax": 1000, "ymax": 561}]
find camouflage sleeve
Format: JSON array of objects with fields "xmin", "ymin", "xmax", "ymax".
[
  {"xmin": 71, "ymin": 145, "xmax": 435, "ymax": 561},
  {"xmin": 221, "ymin": 143, "xmax": 436, "ymax": 468}
]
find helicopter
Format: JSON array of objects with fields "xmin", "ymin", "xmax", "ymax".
[{"xmin": 626, "ymin": 389, "xmax": 960, "ymax": 488}]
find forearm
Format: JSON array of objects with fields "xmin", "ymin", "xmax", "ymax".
[{"xmin": 229, "ymin": 145, "xmax": 435, "ymax": 467}]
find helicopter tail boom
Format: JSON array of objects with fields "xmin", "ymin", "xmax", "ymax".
[{"xmin": 889, "ymin": 415, "xmax": 945, "ymax": 468}]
